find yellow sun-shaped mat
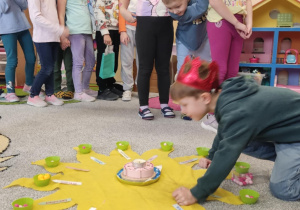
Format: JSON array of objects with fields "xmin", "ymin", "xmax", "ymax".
[{"xmin": 4, "ymin": 146, "xmax": 243, "ymax": 209}]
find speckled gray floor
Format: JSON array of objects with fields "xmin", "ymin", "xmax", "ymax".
[{"xmin": 0, "ymin": 92, "xmax": 298, "ymax": 209}]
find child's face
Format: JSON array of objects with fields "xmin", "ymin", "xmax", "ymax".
[
  {"xmin": 164, "ymin": 0, "xmax": 188, "ymax": 16},
  {"xmin": 179, "ymin": 93, "xmax": 210, "ymax": 121}
]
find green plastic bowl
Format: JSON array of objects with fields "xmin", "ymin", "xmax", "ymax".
[
  {"xmin": 240, "ymin": 189, "xmax": 260, "ymax": 204},
  {"xmin": 116, "ymin": 141, "xmax": 129, "ymax": 151},
  {"xmin": 33, "ymin": 174, "xmax": 51, "ymax": 187},
  {"xmin": 196, "ymin": 147, "xmax": 210, "ymax": 157},
  {"xmin": 235, "ymin": 162, "xmax": 250, "ymax": 174},
  {"xmin": 45, "ymin": 156, "xmax": 60, "ymax": 167},
  {"xmin": 160, "ymin": 141, "xmax": 173, "ymax": 151},
  {"xmin": 12, "ymin": 197, "xmax": 34, "ymax": 210},
  {"xmin": 79, "ymin": 144, "xmax": 92, "ymax": 154}
]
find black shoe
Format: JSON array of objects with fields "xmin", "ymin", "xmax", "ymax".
[
  {"xmin": 113, "ymin": 83, "xmax": 123, "ymax": 92},
  {"xmin": 97, "ymin": 89, "xmax": 119, "ymax": 101},
  {"xmin": 110, "ymin": 87, "xmax": 123, "ymax": 98}
]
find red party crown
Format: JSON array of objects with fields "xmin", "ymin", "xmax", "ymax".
[{"xmin": 176, "ymin": 56, "xmax": 219, "ymax": 92}]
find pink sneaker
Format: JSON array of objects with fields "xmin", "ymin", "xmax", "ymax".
[
  {"xmin": 5, "ymin": 93, "xmax": 20, "ymax": 102},
  {"xmin": 27, "ymin": 96, "xmax": 47, "ymax": 107},
  {"xmin": 74, "ymin": 92, "xmax": 96, "ymax": 102},
  {"xmin": 84, "ymin": 89, "xmax": 98, "ymax": 97},
  {"xmin": 45, "ymin": 95, "xmax": 64, "ymax": 106},
  {"xmin": 22, "ymin": 84, "xmax": 31, "ymax": 93}
]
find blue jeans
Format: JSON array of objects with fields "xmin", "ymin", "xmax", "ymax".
[
  {"xmin": 1, "ymin": 30, "xmax": 35, "ymax": 93},
  {"xmin": 176, "ymin": 34, "xmax": 211, "ymax": 74},
  {"xmin": 243, "ymin": 141, "xmax": 300, "ymax": 201},
  {"xmin": 31, "ymin": 42, "xmax": 59, "ymax": 97}
]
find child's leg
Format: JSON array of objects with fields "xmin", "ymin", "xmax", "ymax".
[
  {"xmin": 154, "ymin": 17, "xmax": 173, "ymax": 105},
  {"xmin": 242, "ymin": 141, "xmax": 276, "ymax": 161},
  {"xmin": 31, "ymin": 42, "xmax": 59, "ymax": 96},
  {"xmin": 54, "ymin": 47, "xmax": 64, "ymax": 93},
  {"xmin": 206, "ymin": 20, "xmax": 232, "ymax": 85},
  {"xmin": 176, "ymin": 39, "xmax": 190, "ymax": 74},
  {"xmin": 63, "ymin": 47, "xmax": 74, "ymax": 92},
  {"xmin": 95, "ymin": 31, "xmax": 108, "ymax": 91},
  {"xmin": 225, "ymin": 15, "xmax": 244, "ymax": 80},
  {"xmin": 1, "ymin": 33, "xmax": 18, "ymax": 93},
  {"xmin": 82, "ymin": 35, "xmax": 95, "ymax": 91},
  {"xmin": 121, "ymin": 29, "xmax": 135, "ymax": 91},
  {"xmin": 17, "ymin": 30, "xmax": 36, "ymax": 87},
  {"xmin": 269, "ymin": 142, "xmax": 300, "ymax": 201},
  {"xmin": 69, "ymin": 34, "xmax": 86, "ymax": 94},
  {"xmin": 193, "ymin": 34, "xmax": 211, "ymax": 62},
  {"xmin": 106, "ymin": 30, "xmax": 120, "ymax": 89},
  {"xmin": 136, "ymin": 17, "xmax": 156, "ymax": 106}
]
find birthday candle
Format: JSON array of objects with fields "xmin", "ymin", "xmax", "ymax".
[
  {"xmin": 91, "ymin": 157, "xmax": 106, "ymax": 165},
  {"xmin": 39, "ymin": 198, "xmax": 71, "ymax": 205},
  {"xmin": 173, "ymin": 204, "xmax": 184, "ymax": 210},
  {"xmin": 179, "ymin": 158, "xmax": 198, "ymax": 164},
  {"xmin": 147, "ymin": 155, "xmax": 158, "ymax": 162},
  {"xmin": 117, "ymin": 149, "xmax": 131, "ymax": 160},
  {"xmin": 52, "ymin": 180, "xmax": 82, "ymax": 185}
]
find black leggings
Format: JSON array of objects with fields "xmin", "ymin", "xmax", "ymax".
[
  {"xmin": 136, "ymin": 16, "xmax": 173, "ymax": 106},
  {"xmin": 96, "ymin": 30, "xmax": 120, "ymax": 91}
]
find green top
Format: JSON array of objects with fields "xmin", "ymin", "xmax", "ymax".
[
  {"xmin": 66, "ymin": 0, "xmax": 92, "ymax": 35},
  {"xmin": 191, "ymin": 76, "xmax": 300, "ymax": 202}
]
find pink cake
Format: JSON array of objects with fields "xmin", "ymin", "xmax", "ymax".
[{"xmin": 121, "ymin": 159, "xmax": 155, "ymax": 181}]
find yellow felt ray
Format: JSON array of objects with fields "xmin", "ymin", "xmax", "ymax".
[
  {"xmin": 0, "ymin": 134, "xmax": 10, "ymax": 154},
  {"xmin": 5, "ymin": 147, "xmax": 243, "ymax": 209},
  {"xmin": 0, "ymin": 166, "xmax": 9, "ymax": 172},
  {"xmin": 0, "ymin": 155, "xmax": 16, "ymax": 163}
]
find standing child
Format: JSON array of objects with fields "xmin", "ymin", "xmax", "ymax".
[
  {"xmin": 27, "ymin": 0, "xmax": 69, "ymax": 107},
  {"xmin": 163, "ymin": 0, "xmax": 211, "ymax": 120},
  {"xmin": 120, "ymin": 0, "xmax": 175, "ymax": 120},
  {"xmin": 170, "ymin": 56, "xmax": 300, "ymax": 205},
  {"xmin": 0, "ymin": 0, "xmax": 36, "ymax": 102},
  {"xmin": 119, "ymin": 0, "xmax": 139, "ymax": 102},
  {"xmin": 201, "ymin": 0, "xmax": 252, "ymax": 132},
  {"xmin": 93, "ymin": 0, "xmax": 121, "ymax": 101},
  {"xmin": 58, "ymin": 0, "xmax": 97, "ymax": 102}
]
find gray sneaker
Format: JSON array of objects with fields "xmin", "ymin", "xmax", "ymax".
[{"xmin": 201, "ymin": 114, "xmax": 218, "ymax": 133}]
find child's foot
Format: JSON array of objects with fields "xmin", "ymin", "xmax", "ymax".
[
  {"xmin": 5, "ymin": 93, "xmax": 20, "ymax": 102},
  {"xmin": 54, "ymin": 90, "xmax": 65, "ymax": 99},
  {"xmin": 84, "ymin": 89, "xmax": 98, "ymax": 97},
  {"xmin": 122, "ymin": 90, "xmax": 132, "ymax": 101},
  {"xmin": 45, "ymin": 95, "xmax": 64, "ymax": 106},
  {"xmin": 181, "ymin": 113, "xmax": 192, "ymax": 121},
  {"xmin": 74, "ymin": 92, "xmax": 96, "ymax": 102},
  {"xmin": 63, "ymin": 91, "xmax": 74, "ymax": 99},
  {"xmin": 22, "ymin": 84, "xmax": 31, "ymax": 93},
  {"xmin": 201, "ymin": 114, "xmax": 218, "ymax": 133},
  {"xmin": 27, "ymin": 96, "xmax": 47, "ymax": 107},
  {"xmin": 161, "ymin": 107, "xmax": 175, "ymax": 118},
  {"xmin": 138, "ymin": 108, "xmax": 154, "ymax": 120},
  {"xmin": 97, "ymin": 89, "xmax": 118, "ymax": 101},
  {"xmin": 110, "ymin": 87, "xmax": 123, "ymax": 98}
]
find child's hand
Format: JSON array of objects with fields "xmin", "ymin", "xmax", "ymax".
[
  {"xmin": 198, "ymin": 158, "xmax": 211, "ymax": 168},
  {"xmin": 120, "ymin": 7, "xmax": 136, "ymax": 23},
  {"xmin": 234, "ymin": 21, "xmax": 248, "ymax": 39},
  {"xmin": 103, "ymin": 34, "xmax": 112, "ymax": 45},
  {"xmin": 120, "ymin": 32, "xmax": 130, "ymax": 46},
  {"xmin": 172, "ymin": 187, "xmax": 197, "ymax": 206},
  {"xmin": 61, "ymin": 27, "xmax": 70, "ymax": 39},
  {"xmin": 60, "ymin": 37, "xmax": 70, "ymax": 50},
  {"xmin": 244, "ymin": 17, "xmax": 253, "ymax": 39}
]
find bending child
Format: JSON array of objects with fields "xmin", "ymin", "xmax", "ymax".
[
  {"xmin": 201, "ymin": 0, "xmax": 253, "ymax": 132},
  {"xmin": 170, "ymin": 56, "xmax": 300, "ymax": 205},
  {"xmin": 163, "ymin": 0, "xmax": 211, "ymax": 120}
]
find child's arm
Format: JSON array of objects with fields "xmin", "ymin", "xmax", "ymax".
[
  {"xmin": 118, "ymin": 3, "xmax": 130, "ymax": 46},
  {"xmin": 170, "ymin": 0, "xmax": 209, "ymax": 24},
  {"xmin": 119, "ymin": 0, "xmax": 136, "ymax": 23},
  {"xmin": 209, "ymin": 0, "xmax": 247, "ymax": 35},
  {"xmin": 13, "ymin": 0, "xmax": 28, "ymax": 10},
  {"xmin": 244, "ymin": 0, "xmax": 253, "ymax": 38},
  {"xmin": 57, "ymin": 0, "xmax": 70, "ymax": 50}
]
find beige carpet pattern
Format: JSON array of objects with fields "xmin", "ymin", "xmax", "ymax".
[{"xmin": 0, "ymin": 92, "xmax": 299, "ymax": 209}]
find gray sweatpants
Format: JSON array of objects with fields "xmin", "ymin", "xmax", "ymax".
[{"xmin": 120, "ymin": 28, "xmax": 139, "ymax": 91}]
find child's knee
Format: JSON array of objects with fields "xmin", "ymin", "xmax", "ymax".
[{"xmin": 270, "ymin": 181, "xmax": 300, "ymax": 201}]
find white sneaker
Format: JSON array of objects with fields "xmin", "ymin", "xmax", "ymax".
[
  {"xmin": 74, "ymin": 92, "xmax": 96, "ymax": 102},
  {"xmin": 45, "ymin": 95, "xmax": 64, "ymax": 106},
  {"xmin": 84, "ymin": 89, "xmax": 98, "ymax": 97},
  {"xmin": 201, "ymin": 114, "xmax": 218, "ymax": 133},
  {"xmin": 27, "ymin": 96, "xmax": 48, "ymax": 107},
  {"xmin": 122, "ymin": 90, "xmax": 132, "ymax": 101}
]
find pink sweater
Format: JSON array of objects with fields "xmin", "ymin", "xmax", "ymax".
[{"xmin": 28, "ymin": 0, "xmax": 63, "ymax": 43}]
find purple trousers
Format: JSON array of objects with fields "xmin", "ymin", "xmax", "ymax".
[
  {"xmin": 69, "ymin": 34, "xmax": 95, "ymax": 93},
  {"xmin": 207, "ymin": 15, "xmax": 244, "ymax": 85}
]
